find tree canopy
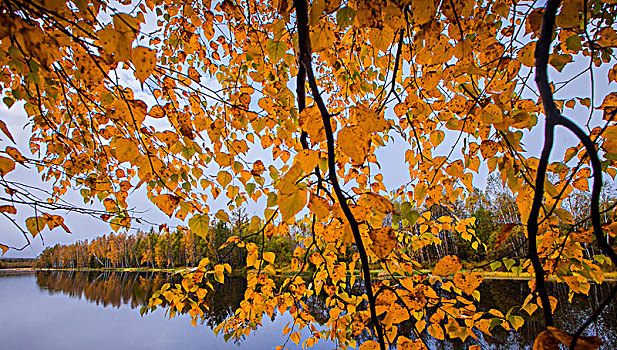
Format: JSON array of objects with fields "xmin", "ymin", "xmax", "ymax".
[{"xmin": 1, "ymin": 0, "xmax": 617, "ymax": 348}]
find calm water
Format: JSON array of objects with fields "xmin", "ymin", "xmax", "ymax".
[{"xmin": 0, "ymin": 271, "xmax": 615, "ymax": 349}]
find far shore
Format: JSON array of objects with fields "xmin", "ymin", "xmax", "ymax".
[{"xmin": 2, "ymin": 267, "xmax": 616, "ymax": 282}]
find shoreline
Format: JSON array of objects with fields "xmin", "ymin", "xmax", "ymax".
[{"xmin": 2, "ymin": 267, "xmax": 616, "ymax": 282}]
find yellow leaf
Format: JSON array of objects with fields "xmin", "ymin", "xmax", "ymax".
[
  {"xmin": 111, "ymin": 138, "xmax": 140, "ymax": 164},
  {"xmin": 554, "ymin": 208, "xmax": 574, "ymax": 225},
  {"xmin": 299, "ymin": 106, "xmax": 327, "ymax": 143},
  {"xmin": 572, "ymin": 177, "xmax": 589, "ymax": 191},
  {"xmin": 479, "ymin": 140, "xmax": 499, "ymax": 158},
  {"xmin": 428, "ymin": 323, "xmax": 445, "ymax": 340},
  {"xmin": 360, "ymin": 192, "xmax": 393, "ymax": 214},
  {"xmin": 0, "ymin": 156, "xmax": 15, "ymax": 176},
  {"xmin": 26, "ymin": 216, "xmax": 49, "ymax": 237},
  {"xmin": 215, "ymin": 210, "xmax": 230, "ymax": 222},
  {"xmin": 338, "ymin": 125, "xmax": 369, "ymax": 164},
  {"xmin": 350, "ymin": 103, "xmax": 389, "ymax": 134},
  {"xmin": 410, "ymin": 0, "xmax": 438, "ymax": 25},
  {"xmin": 266, "ymin": 40, "xmax": 287, "ymax": 62},
  {"xmin": 217, "ymin": 171, "xmax": 232, "ymax": 187},
  {"xmin": 278, "ymin": 188, "xmax": 307, "ymax": 222},
  {"xmin": 433, "ymin": 255, "xmax": 462, "ymax": 276},
  {"xmin": 308, "ymin": 194, "xmax": 331, "ymax": 219},
  {"xmin": 518, "ymin": 42, "xmax": 536, "ymax": 67},
  {"xmin": 263, "ymin": 252, "xmax": 275, "ymax": 265},
  {"xmin": 359, "ymin": 340, "xmax": 379, "ymax": 350},
  {"xmin": 453, "ymin": 272, "xmax": 483, "ymax": 295},
  {"xmin": 151, "ymin": 194, "xmax": 180, "ymax": 217},
  {"xmin": 310, "ymin": 21, "xmax": 334, "ymax": 52},
  {"xmin": 132, "ymin": 46, "xmax": 156, "ymax": 84},
  {"xmin": 430, "ymin": 130, "xmax": 445, "ymax": 147},
  {"xmin": 0, "ymin": 243, "xmax": 8, "ymax": 256},
  {"xmin": 369, "ymin": 227, "xmax": 397, "ymax": 259},
  {"xmin": 480, "ymin": 104, "xmax": 503, "ymax": 124},
  {"xmin": 290, "ymin": 332, "xmax": 301, "ymax": 345},
  {"xmin": 294, "ymin": 149, "xmax": 320, "ymax": 175},
  {"xmin": 445, "ymin": 160, "xmax": 464, "ymax": 178}
]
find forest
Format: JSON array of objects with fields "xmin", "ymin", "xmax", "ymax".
[
  {"xmin": 37, "ymin": 179, "xmax": 617, "ymax": 274},
  {"xmin": 1, "ymin": 0, "xmax": 617, "ymax": 349}
]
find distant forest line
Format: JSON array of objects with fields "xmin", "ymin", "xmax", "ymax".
[{"xmin": 36, "ymin": 177, "xmax": 617, "ymax": 273}]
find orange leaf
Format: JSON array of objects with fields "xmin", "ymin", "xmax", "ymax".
[
  {"xmin": 479, "ymin": 140, "xmax": 499, "ymax": 158},
  {"xmin": 0, "ymin": 156, "xmax": 15, "ymax": 176},
  {"xmin": 0, "ymin": 205, "xmax": 17, "ymax": 214},
  {"xmin": 0, "ymin": 120, "xmax": 15, "ymax": 143},
  {"xmin": 0, "ymin": 243, "xmax": 8, "ymax": 256},
  {"xmin": 338, "ymin": 125, "xmax": 369, "ymax": 164},
  {"xmin": 433, "ymin": 255, "xmax": 461, "ymax": 276},
  {"xmin": 495, "ymin": 223, "xmax": 517, "ymax": 249},
  {"xmin": 151, "ymin": 194, "xmax": 180, "ymax": 217}
]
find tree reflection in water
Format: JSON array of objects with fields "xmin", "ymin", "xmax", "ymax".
[{"xmin": 35, "ymin": 271, "xmax": 617, "ymax": 349}]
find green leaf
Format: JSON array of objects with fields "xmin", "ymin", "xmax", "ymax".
[
  {"xmin": 336, "ymin": 6, "xmax": 355, "ymax": 28},
  {"xmin": 266, "ymin": 40, "xmax": 286, "ymax": 63},
  {"xmin": 565, "ymin": 35, "xmax": 582, "ymax": 51},
  {"xmin": 3, "ymin": 97, "xmax": 14, "ymax": 108},
  {"xmin": 189, "ymin": 214, "xmax": 209, "ymax": 239},
  {"xmin": 504, "ymin": 258, "xmax": 516, "ymax": 271}
]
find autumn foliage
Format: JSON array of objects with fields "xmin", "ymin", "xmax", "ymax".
[{"xmin": 1, "ymin": 0, "xmax": 617, "ymax": 348}]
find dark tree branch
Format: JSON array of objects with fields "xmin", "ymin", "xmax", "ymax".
[
  {"xmin": 293, "ymin": 0, "xmax": 386, "ymax": 348},
  {"xmin": 530, "ymin": 0, "xmax": 562, "ymax": 329},
  {"xmin": 534, "ymin": 1, "xmax": 617, "ymax": 345}
]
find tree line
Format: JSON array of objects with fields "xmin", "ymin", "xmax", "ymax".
[
  {"xmin": 39, "ymin": 177, "xmax": 616, "ymax": 272},
  {"xmin": 38, "ymin": 212, "xmax": 295, "ymax": 270}
]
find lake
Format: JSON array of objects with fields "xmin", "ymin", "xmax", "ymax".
[{"xmin": 0, "ymin": 271, "xmax": 615, "ymax": 349}]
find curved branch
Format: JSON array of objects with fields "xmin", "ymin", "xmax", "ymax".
[
  {"xmin": 529, "ymin": 0, "xmax": 563, "ymax": 329},
  {"xmin": 293, "ymin": 0, "xmax": 386, "ymax": 348}
]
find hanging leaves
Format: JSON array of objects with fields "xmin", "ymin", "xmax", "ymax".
[{"xmin": 188, "ymin": 214, "xmax": 209, "ymax": 239}]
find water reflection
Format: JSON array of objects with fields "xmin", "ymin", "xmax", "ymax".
[{"xmin": 32, "ymin": 271, "xmax": 617, "ymax": 349}]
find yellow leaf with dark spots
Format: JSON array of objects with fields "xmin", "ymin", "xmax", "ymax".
[
  {"xmin": 132, "ymin": 46, "xmax": 156, "ymax": 84},
  {"xmin": 453, "ymin": 272, "xmax": 483, "ymax": 295},
  {"xmin": 369, "ymin": 227, "xmax": 397, "ymax": 259}
]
